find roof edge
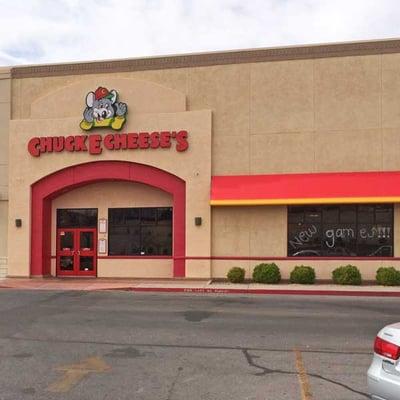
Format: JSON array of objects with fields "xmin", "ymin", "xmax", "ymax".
[{"xmin": 11, "ymin": 38, "xmax": 400, "ymax": 79}]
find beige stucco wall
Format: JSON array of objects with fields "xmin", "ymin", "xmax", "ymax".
[
  {"xmin": 0, "ymin": 68, "xmax": 10, "ymax": 278},
  {"xmin": 8, "ymin": 49, "xmax": 400, "ymax": 280},
  {"xmin": 8, "ymin": 78, "xmax": 212, "ymax": 278},
  {"xmin": 51, "ymin": 181, "xmax": 173, "ymax": 278},
  {"xmin": 12, "ymin": 53, "xmax": 400, "ymax": 175}
]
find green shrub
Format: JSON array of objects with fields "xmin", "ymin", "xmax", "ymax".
[
  {"xmin": 376, "ymin": 267, "xmax": 400, "ymax": 286},
  {"xmin": 227, "ymin": 267, "xmax": 246, "ymax": 283},
  {"xmin": 290, "ymin": 265, "xmax": 316, "ymax": 284},
  {"xmin": 252, "ymin": 263, "xmax": 281, "ymax": 284},
  {"xmin": 332, "ymin": 265, "xmax": 362, "ymax": 285}
]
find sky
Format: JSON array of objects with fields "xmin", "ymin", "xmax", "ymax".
[{"xmin": 1, "ymin": 0, "xmax": 400, "ymax": 66}]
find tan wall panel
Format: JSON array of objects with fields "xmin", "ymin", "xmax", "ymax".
[
  {"xmin": 185, "ymin": 260, "xmax": 211, "ymax": 279},
  {"xmin": 249, "ymin": 206, "xmax": 287, "ymax": 256},
  {"xmin": 314, "ymin": 129, "xmax": 381, "ymax": 172},
  {"xmin": 250, "ymin": 132, "xmax": 315, "ymax": 174},
  {"xmin": 250, "ymin": 60, "xmax": 314, "ymax": 133},
  {"xmin": 14, "ymin": 69, "xmax": 190, "ymax": 119},
  {"xmin": 212, "ymin": 260, "xmax": 252, "ymax": 280},
  {"xmin": 212, "ymin": 207, "xmax": 250, "ymax": 256},
  {"xmin": 382, "ymin": 54, "xmax": 400, "ymax": 128},
  {"xmin": 98, "ymin": 259, "xmax": 172, "ymax": 278},
  {"xmin": 0, "ymin": 77, "xmax": 10, "ymax": 103},
  {"xmin": 0, "ymin": 165, "xmax": 8, "ymax": 186},
  {"xmin": 6, "ymin": 184, "xmax": 30, "ymax": 276},
  {"xmin": 212, "ymin": 135, "xmax": 249, "ymax": 175},
  {"xmin": 0, "ymin": 102, "xmax": 10, "ymax": 167},
  {"xmin": 0, "ymin": 200, "xmax": 8, "ymax": 257},
  {"xmin": 314, "ymin": 55, "xmax": 381, "ymax": 130},
  {"xmin": 212, "ymin": 206, "xmax": 286, "ymax": 259},
  {"xmin": 188, "ymin": 64, "xmax": 250, "ymax": 137},
  {"xmin": 16, "ymin": 76, "xmax": 77, "ymax": 119},
  {"xmin": 382, "ymin": 129, "xmax": 400, "ymax": 170},
  {"xmin": 116, "ymin": 69, "xmax": 189, "ymax": 96},
  {"xmin": 31, "ymin": 78, "xmax": 186, "ymax": 119}
]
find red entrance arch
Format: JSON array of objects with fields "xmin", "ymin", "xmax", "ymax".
[{"xmin": 31, "ymin": 161, "xmax": 186, "ymax": 277}]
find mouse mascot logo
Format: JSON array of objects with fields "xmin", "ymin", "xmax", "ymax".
[{"xmin": 80, "ymin": 86, "xmax": 128, "ymax": 131}]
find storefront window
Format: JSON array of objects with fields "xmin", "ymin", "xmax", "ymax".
[
  {"xmin": 288, "ymin": 204, "xmax": 393, "ymax": 257},
  {"xmin": 108, "ymin": 207, "xmax": 172, "ymax": 256}
]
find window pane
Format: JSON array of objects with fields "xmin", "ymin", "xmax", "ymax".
[
  {"xmin": 375, "ymin": 205, "xmax": 393, "ymax": 223},
  {"xmin": 322, "ymin": 206, "xmax": 339, "ymax": 223},
  {"xmin": 108, "ymin": 232, "xmax": 141, "ymax": 255},
  {"xmin": 357, "ymin": 224, "xmax": 393, "ymax": 256},
  {"xmin": 158, "ymin": 208, "xmax": 173, "ymax": 225},
  {"xmin": 79, "ymin": 256, "xmax": 94, "ymax": 271},
  {"xmin": 141, "ymin": 225, "xmax": 172, "ymax": 256},
  {"xmin": 57, "ymin": 209, "xmax": 97, "ymax": 228},
  {"xmin": 126, "ymin": 209, "xmax": 140, "ymax": 225},
  {"xmin": 140, "ymin": 208, "xmax": 157, "ymax": 225},
  {"xmin": 304, "ymin": 207, "xmax": 321, "ymax": 223},
  {"xmin": 358, "ymin": 205, "xmax": 374, "ymax": 223},
  {"xmin": 60, "ymin": 231, "xmax": 74, "ymax": 250},
  {"xmin": 288, "ymin": 207, "xmax": 304, "ymax": 224},
  {"xmin": 288, "ymin": 223, "xmax": 321, "ymax": 256},
  {"xmin": 80, "ymin": 232, "xmax": 94, "ymax": 251},
  {"xmin": 288, "ymin": 204, "xmax": 394, "ymax": 258},
  {"xmin": 108, "ymin": 207, "xmax": 172, "ymax": 256},
  {"xmin": 60, "ymin": 256, "xmax": 74, "ymax": 271},
  {"xmin": 321, "ymin": 224, "xmax": 357, "ymax": 256},
  {"xmin": 339, "ymin": 205, "xmax": 356, "ymax": 223}
]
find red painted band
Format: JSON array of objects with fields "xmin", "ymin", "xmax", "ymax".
[
  {"xmin": 52, "ymin": 255, "xmax": 400, "ymax": 261},
  {"xmin": 211, "ymin": 171, "xmax": 400, "ymax": 202},
  {"xmin": 98, "ymin": 256, "xmax": 172, "ymax": 259},
  {"xmin": 99, "ymin": 287, "xmax": 400, "ymax": 297},
  {"xmin": 173, "ymin": 256, "xmax": 400, "ymax": 261}
]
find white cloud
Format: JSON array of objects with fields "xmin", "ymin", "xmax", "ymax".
[{"xmin": 0, "ymin": 0, "xmax": 399, "ymax": 66}]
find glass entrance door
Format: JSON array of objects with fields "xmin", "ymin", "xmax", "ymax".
[{"xmin": 57, "ymin": 228, "xmax": 97, "ymax": 277}]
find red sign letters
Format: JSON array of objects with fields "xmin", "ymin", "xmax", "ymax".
[{"xmin": 28, "ymin": 131, "xmax": 189, "ymax": 157}]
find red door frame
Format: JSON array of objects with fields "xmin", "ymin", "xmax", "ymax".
[
  {"xmin": 31, "ymin": 161, "xmax": 186, "ymax": 277},
  {"xmin": 56, "ymin": 228, "xmax": 97, "ymax": 277}
]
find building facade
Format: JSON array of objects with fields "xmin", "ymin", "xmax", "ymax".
[{"xmin": 2, "ymin": 39, "xmax": 400, "ymax": 280}]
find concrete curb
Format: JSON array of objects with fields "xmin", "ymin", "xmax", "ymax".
[{"xmin": 100, "ymin": 286, "xmax": 400, "ymax": 297}]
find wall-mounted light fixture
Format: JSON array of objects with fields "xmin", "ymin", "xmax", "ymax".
[
  {"xmin": 194, "ymin": 217, "xmax": 202, "ymax": 226},
  {"xmin": 15, "ymin": 219, "xmax": 22, "ymax": 228}
]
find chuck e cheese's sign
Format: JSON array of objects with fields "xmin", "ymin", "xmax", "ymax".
[{"xmin": 27, "ymin": 86, "xmax": 189, "ymax": 157}]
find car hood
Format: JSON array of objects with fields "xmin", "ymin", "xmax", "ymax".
[{"xmin": 378, "ymin": 322, "xmax": 400, "ymax": 346}]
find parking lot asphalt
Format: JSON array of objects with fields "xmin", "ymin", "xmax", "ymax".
[{"xmin": 0, "ymin": 290, "xmax": 398, "ymax": 400}]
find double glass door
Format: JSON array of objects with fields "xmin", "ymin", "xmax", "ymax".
[{"xmin": 57, "ymin": 228, "xmax": 97, "ymax": 276}]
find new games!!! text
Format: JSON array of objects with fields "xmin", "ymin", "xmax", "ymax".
[{"xmin": 27, "ymin": 130, "xmax": 189, "ymax": 157}]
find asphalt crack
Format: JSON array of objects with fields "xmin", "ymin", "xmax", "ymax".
[{"xmin": 242, "ymin": 349, "xmax": 369, "ymax": 398}]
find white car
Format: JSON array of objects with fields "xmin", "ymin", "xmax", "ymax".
[{"xmin": 368, "ymin": 323, "xmax": 400, "ymax": 400}]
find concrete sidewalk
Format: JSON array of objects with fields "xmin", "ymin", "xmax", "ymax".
[{"xmin": 1, "ymin": 277, "xmax": 400, "ymax": 297}]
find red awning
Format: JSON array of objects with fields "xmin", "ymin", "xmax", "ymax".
[{"xmin": 210, "ymin": 171, "xmax": 400, "ymax": 206}]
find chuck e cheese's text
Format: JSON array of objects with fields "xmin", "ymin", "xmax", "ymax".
[{"xmin": 28, "ymin": 130, "xmax": 189, "ymax": 157}]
